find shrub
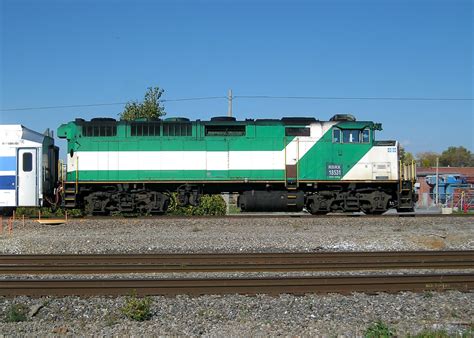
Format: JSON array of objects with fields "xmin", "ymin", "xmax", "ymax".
[
  {"xmin": 365, "ymin": 321, "xmax": 395, "ymax": 338},
  {"xmin": 228, "ymin": 204, "xmax": 241, "ymax": 214},
  {"xmin": 14, "ymin": 207, "xmax": 39, "ymax": 218},
  {"xmin": 39, "ymin": 208, "xmax": 54, "ymax": 218},
  {"xmin": 66, "ymin": 209, "xmax": 83, "ymax": 218},
  {"xmin": 121, "ymin": 294, "xmax": 152, "ymax": 321},
  {"xmin": 409, "ymin": 330, "xmax": 450, "ymax": 338},
  {"xmin": 14, "ymin": 207, "xmax": 82, "ymax": 218},
  {"xmin": 5, "ymin": 303, "xmax": 28, "ymax": 322},
  {"xmin": 168, "ymin": 194, "xmax": 227, "ymax": 216}
]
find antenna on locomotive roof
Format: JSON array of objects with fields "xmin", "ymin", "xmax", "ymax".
[{"xmin": 227, "ymin": 89, "xmax": 233, "ymax": 117}]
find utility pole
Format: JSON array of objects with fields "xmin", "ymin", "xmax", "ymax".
[
  {"xmin": 227, "ymin": 89, "xmax": 233, "ymax": 117},
  {"xmin": 435, "ymin": 157, "xmax": 439, "ymax": 206}
]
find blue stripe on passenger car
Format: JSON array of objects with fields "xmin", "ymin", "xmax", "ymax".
[
  {"xmin": 0, "ymin": 175, "xmax": 16, "ymax": 190},
  {"xmin": 0, "ymin": 157, "xmax": 16, "ymax": 171}
]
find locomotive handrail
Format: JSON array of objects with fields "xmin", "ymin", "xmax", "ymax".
[
  {"xmin": 75, "ymin": 156, "xmax": 79, "ymax": 194},
  {"xmin": 400, "ymin": 160, "xmax": 416, "ymax": 182}
]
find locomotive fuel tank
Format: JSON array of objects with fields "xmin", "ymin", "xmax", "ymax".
[{"xmin": 238, "ymin": 190, "xmax": 304, "ymax": 212}]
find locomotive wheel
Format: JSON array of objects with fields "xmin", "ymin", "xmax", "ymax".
[
  {"xmin": 84, "ymin": 192, "xmax": 111, "ymax": 215},
  {"xmin": 310, "ymin": 211, "xmax": 329, "ymax": 216},
  {"xmin": 397, "ymin": 207, "xmax": 414, "ymax": 213},
  {"xmin": 307, "ymin": 202, "xmax": 329, "ymax": 215},
  {"xmin": 136, "ymin": 202, "xmax": 152, "ymax": 215},
  {"xmin": 364, "ymin": 210, "xmax": 386, "ymax": 215}
]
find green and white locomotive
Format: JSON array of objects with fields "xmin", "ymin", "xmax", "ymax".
[{"xmin": 57, "ymin": 114, "xmax": 416, "ymax": 215}]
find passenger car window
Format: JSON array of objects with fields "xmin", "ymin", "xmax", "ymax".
[{"xmin": 23, "ymin": 152, "xmax": 32, "ymax": 172}]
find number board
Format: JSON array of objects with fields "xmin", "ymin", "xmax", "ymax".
[{"xmin": 327, "ymin": 163, "xmax": 342, "ymax": 178}]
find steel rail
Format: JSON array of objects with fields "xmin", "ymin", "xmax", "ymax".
[
  {"xmin": 1, "ymin": 251, "xmax": 473, "ymax": 274},
  {"xmin": 1, "ymin": 274, "xmax": 473, "ymax": 296},
  {"xmin": 79, "ymin": 213, "xmax": 473, "ymax": 220},
  {"xmin": 15, "ymin": 213, "xmax": 473, "ymax": 222}
]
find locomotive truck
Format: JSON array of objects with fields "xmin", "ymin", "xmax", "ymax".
[{"xmin": 56, "ymin": 114, "xmax": 416, "ymax": 215}]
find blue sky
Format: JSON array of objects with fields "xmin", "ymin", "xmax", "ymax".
[{"xmin": 1, "ymin": 0, "xmax": 472, "ymax": 158}]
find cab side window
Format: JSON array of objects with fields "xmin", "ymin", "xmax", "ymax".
[
  {"xmin": 362, "ymin": 129, "xmax": 370, "ymax": 143},
  {"xmin": 333, "ymin": 129, "xmax": 341, "ymax": 143}
]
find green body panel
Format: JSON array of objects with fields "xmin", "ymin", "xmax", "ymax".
[
  {"xmin": 60, "ymin": 118, "xmax": 380, "ymax": 183},
  {"xmin": 58, "ymin": 121, "xmax": 295, "ymax": 153},
  {"xmin": 67, "ymin": 169, "xmax": 285, "ymax": 182},
  {"xmin": 298, "ymin": 129, "xmax": 372, "ymax": 180}
]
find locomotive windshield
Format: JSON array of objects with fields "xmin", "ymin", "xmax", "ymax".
[{"xmin": 333, "ymin": 128, "xmax": 371, "ymax": 143}]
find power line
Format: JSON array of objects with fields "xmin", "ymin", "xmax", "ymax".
[
  {"xmin": 163, "ymin": 96, "xmax": 226, "ymax": 102},
  {"xmin": 234, "ymin": 95, "xmax": 474, "ymax": 101},
  {"xmin": 0, "ymin": 96, "xmax": 227, "ymax": 112},
  {"xmin": 0, "ymin": 102, "xmax": 128, "ymax": 112},
  {"xmin": 0, "ymin": 95, "xmax": 472, "ymax": 112}
]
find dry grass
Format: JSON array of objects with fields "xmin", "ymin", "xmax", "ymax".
[{"xmin": 412, "ymin": 236, "xmax": 446, "ymax": 249}]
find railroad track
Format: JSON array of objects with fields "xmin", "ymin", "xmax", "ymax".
[
  {"xmin": 80, "ymin": 213, "xmax": 472, "ymax": 219},
  {"xmin": 10, "ymin": 213, "xmax": 472, "ymax": 222},
  {"xmin": 1, "ymin": 274, "xmax": 473, "ymax": 296},
  {"xmin": 1, "ymin": 251, "xmax": 473, "ymax": 274}
]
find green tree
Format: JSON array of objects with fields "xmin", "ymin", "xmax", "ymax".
[
  {"xmin": 417, "ymin": 152, "xmax": 440, "ymax": 167},
  {"xmin": 399, "ymin": 145, "xmax": 415, "ymax": 164},
  {"xmin": 119, "ymin": 86, "xmax": 166, "ymax": 121},
  {"xmin": 404, "ymin": 152, "xmax": 415, "ymax": 164},
  {"xmin": 439, "ymin": 146, "xmax": 474, "ymax": 167}
]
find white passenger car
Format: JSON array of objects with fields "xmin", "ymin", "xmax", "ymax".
[{"xmin": 0, "ymin": 125, "xmax": 58, "ymax": 213}]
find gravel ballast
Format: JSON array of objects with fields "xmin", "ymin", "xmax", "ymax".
[
  {"xmin": 0, "ymin": 216, "xmax": 472, "ymax": 254},
  {"xmin": 0, "ymin": 216, "xmax": 472, "ymax": 335},
  {"xmin": 0, "ymin": 292, "xmax": 473, "ymax": 336}
]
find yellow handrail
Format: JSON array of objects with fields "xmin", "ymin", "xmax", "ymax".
[
  {"xmin": 75, "ymin": 156, "xmax": 78, "ymax": 193},
  {"xmin": 399, "ymin": 160, "xmax": 402, "ymax": 183},
  {"xmin": 296, "ymin": 137, "xmax": 299, "ymax": 187},
  {"xmin": 399, "ymin": 160, "xmax": 417, "ymax": 183}
]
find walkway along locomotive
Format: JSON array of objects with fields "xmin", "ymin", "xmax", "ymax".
[{"xmin": 57, "ymin": 114, "xmax": 417, "ymax": 215}]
